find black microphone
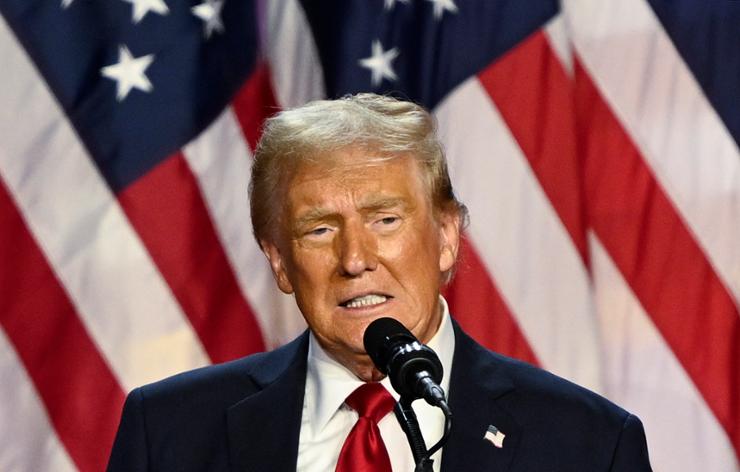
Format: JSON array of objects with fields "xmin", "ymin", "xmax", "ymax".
[{"xmin": 363, "ymin": 317, "xmax": 448, "ymax": 410}]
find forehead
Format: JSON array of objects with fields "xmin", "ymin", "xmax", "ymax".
[{"xmin": 282, "ymin": 148, "xmax": 430, "ymax": 214}]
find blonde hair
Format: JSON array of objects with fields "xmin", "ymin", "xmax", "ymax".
[{"xmin": 249, "ymin": 93, "xmax": 468, "ymax": 243}]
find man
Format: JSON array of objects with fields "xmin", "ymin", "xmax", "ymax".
[{"xmin": 107, "ymin": 94, "xmax": 652, "ymax": 471}]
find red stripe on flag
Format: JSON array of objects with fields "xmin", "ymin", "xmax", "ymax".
[
  {"xmin": 232, "ymin": 62, "xmax": 280, "ymax": 151},
  {"xmin": 0, "ymin": 177, "xmax": 125, "ymax": 472},
  {"xmin": 444, "ymin": 236, "xmax": 540, "ymax": 366},
  {"xmin": 118, "ymin": 154, "xmax": 266, "ymax": 363},
  {"xmin": 478, "ymin": 30, "xmax": 589, "ymax": 266},
  {"xmin": 574, "ymin": 61, "xmax": 740, "ymax": 457}
]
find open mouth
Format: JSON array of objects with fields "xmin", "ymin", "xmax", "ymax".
[{"xmin": 340, "ymin": 294, "xmax": 392, "ymax": 309}]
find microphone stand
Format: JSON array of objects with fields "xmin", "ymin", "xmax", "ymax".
[
  {"xmin": 393, "ymin": 397, "xmax": 453, "ymax": 472},
  {"xmin": 394, "ymin": 397, "xmax": 432, "ymax": 471}
]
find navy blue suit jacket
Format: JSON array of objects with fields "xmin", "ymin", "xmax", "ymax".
[{"xmin": 107, "ymin": 323, "xmax": 651, "ymax": 471}]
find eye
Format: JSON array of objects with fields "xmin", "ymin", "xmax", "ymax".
[
  {"xmin": 297, "ymin": 224, "xmax": 335, "ymax": 245},
  {"xmin": 372, "ymin": 214, "xmax": 401, "ymax": 232},
  {"xmin": 308, "ymin": 226, "xmax": 331, "ymax": 236}
]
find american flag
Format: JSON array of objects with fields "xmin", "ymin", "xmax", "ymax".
[{"xmin": 0, "ymin": 0, "xmax": 738, "ymax": 470}]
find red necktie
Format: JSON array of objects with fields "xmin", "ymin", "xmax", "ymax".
[{"xmin": 336, "ymin": 382, "xmax": 396, "ymax": 472}]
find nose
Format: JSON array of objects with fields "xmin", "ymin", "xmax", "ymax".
[{"xmin": 337, "ymin": 221, "xmax": 378, "ymax": 277}]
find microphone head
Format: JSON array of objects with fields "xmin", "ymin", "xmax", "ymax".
[
  {"xmin": 363, "ymin": 317, "xmax": 443, "ymax": 399},
  {"xmin": 363, "ymin": 317, "xmax": 415, "ymax": 374}
]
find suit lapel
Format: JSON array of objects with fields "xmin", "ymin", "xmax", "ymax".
[
  {"xmin": 441, "ymin": 324, "xmax": 522, "ymax": 472},
  {"xmin": 226, "ymin": 333, "xmax": 309, "ymax": 472}
]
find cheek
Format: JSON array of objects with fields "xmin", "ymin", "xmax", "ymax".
[
  {"xmin": 382, "ymin": 227, "xmax": 443, "ymax": 279},
  {"xmin": 287, "ymin": 246, "xmax": 335, "ymax": 283}
]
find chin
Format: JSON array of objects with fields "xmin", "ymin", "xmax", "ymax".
[{"xmin": 350, "ymin": 358, "xmax": 384, "ymax": 382}]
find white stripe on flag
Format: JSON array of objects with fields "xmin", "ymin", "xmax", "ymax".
[
  {"xmin": 0, "ymin": 16, "xmax": 209, "ymax": 391},
  {"xmin": 261, "ymin": 0, "xmax": 325, "ymax": 108},
  {"xmin": 566, "ymin": 0, "xmax": 740, "ymax": 307},
  {"xmin": 544, "ymin": 14, "xmax": 573, "ymax": 76},
  {"xmin": 183, "ymin": 108, "xmax": 306, "ymax": 349},
  {"xmin": 0, "ymin": 332, "xmax": 76, "ymax": 472},
  {"xmin": 436, "ymin": 77, "xmax": 602, "ymax": 391},
  {"xmin": 589, "ymin": 233, "xmax": 739, "ymax": 472}
]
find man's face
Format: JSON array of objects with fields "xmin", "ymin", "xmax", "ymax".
[{"xmin": 261, "ymin": 147, "xmax": 460, "ymax": 380}]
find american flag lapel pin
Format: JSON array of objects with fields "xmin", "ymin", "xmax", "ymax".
[{"xmin": 483, "ymin": 425, "xmax": 505, "ymax": 448}]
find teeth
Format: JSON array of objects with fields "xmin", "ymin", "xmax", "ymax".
[{"xmin": 345, "ymin": 294, "xmax": 387, "ymax": 308}]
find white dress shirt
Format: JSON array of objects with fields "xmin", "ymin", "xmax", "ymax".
[{"xmin": 296, "ymin": 297, "xmax": 455, "ymax": 472}]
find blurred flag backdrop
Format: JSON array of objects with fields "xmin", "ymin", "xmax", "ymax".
[{"xmin": 0, "ymin": 0, "xmax": 738, "ymax": 470}]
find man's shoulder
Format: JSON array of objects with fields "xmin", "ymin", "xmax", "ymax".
[
  {"xmin": 501, "ymin": 352, "xmax": 627, "ymax": 422},
  {"xmin": 107, "ymin": 332, "xmax": 310, "ymax": 471},
  {"xmin": 447, "ymin": 324, "xmax": 651, "ymax": 470},
  {"xmin": 133, "ymin": 331, "xmax": 309, "ymax": 409},
  {"xmin": 455, "ymin": 326, "xmax": 631, "ymax": 427}
]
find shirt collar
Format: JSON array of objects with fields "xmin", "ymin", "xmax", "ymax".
[{"xmin": 305, "ymin": 296, "xmax": 456, "ymax": 434}]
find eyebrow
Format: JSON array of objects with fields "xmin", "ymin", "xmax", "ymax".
[
  {"xmin": 359, "ymin": 196, "xmax": 409, "ymax": 212},
  {"xmin": 293, "ymin": 207, "xmax": 335, "ymax": 228},
  {"xmin": 293, "ymin": 196, "xmax": 410, "ymax": 228}
]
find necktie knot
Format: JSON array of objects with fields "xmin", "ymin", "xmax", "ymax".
[
  {"xmin": 336, "ymin": 383, "xmax": 395, "ymax": 472},
  {"xmin": 345, "ymin": 382, "xmax": 395, "ymax": 424}
]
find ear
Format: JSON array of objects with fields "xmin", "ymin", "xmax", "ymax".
[
  {"xmin": 260, "ymin": 240, "xmax": 294, "ymax": 294},
  {"xmin": 437, "ymin": 210, "xmax": 461, "ymax": 273}
]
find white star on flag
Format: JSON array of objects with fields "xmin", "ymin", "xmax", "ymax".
[
  {"xmin": 426, "ymin": 0, "xmax": 458, "ymax": 19},
  {"xmin": 122, "ymin": 0, "xmax": 169, "ymax": 24},
  {"xmin": 100, "ymin": 45, "xmax": 155, "ymax": 102},
  {"xmin": 359, "ymin": 39, "xmax": 399, "ymax": 87},
  {"xmin": 192, "ymin": 0, "xmax": 225, "ymax": 39},
  {"xmin": 384, "ymin": 0, "xmax": 409, "ymax": 11},
  {"xmin": 61, "ymin": 0, "xmax": 74, "ymax": 9},
  {"xmin": 483, "ymin": 425, "xmax": 505, "ymax": 448}
]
